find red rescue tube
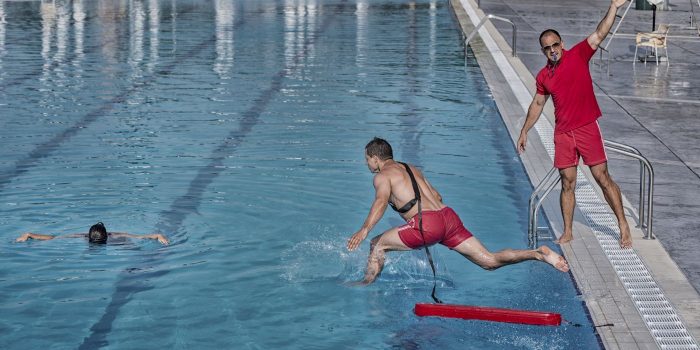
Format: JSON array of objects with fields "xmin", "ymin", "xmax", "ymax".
[{"xmin": 414, "ymin": 303, "xmax": 561, "ymax": 326}]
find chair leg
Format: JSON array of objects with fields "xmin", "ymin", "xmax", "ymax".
[
  {"xmin": 644, "ymin": 47, "xmax": 648, "ymax": 66},
  {"xmin": 655, "ymin": 46, "xmax": 659, "ymax": 65},
  {"xmin": 665, "ymin": 46, "xmax": 669, "ymax": 65},
  {"xmin": 634, "ymin": 45, "xmax": 638, "ymax": 65}
]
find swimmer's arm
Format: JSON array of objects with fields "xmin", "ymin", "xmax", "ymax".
[
  {"xmin": 517, "ymin": 93, "xmax": 548, "ymax": 154},
  {"xmin": 110, "ymin": 232, "xmax": 170, "ymax": 245},
  {"xmin": 16, "ymin": 232, "xmax": 86, "ymax": 242},
  {"xmin": 347, "ymin": 173, "xmax": 391, "ymax": 251},
  {"xmin": 15, "ymin": 232, "xmax": 55, "ymax": 242}
]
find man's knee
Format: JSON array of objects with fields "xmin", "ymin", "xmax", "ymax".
[
  {"xmin": 559, "ymin": 168, "xmax": 577, "ymax": 192},
  {"xmin": 561, "ymin": 178, "xmax": 576, "ymax": 192},
  {"xmin": 370, "ymin": 235, "xmax": 387, "ymax": 252},
  {"xmin": 475, "ymin": 254, "xmax": 500, "ymax": 271}
]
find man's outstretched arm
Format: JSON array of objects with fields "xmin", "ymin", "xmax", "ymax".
[
  {"xmin": 517, "ymin": 93, "xmax": 548, "ymax": 154},
  {"xmin": 587, "ymin": 0, "xmax": 628, "ymax": 50},
  {"xmin": 347, "ymin": 174, "xmax": 391, "ymax": 251}
]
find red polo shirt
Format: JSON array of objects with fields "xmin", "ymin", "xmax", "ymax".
[{"xmin": 536, "ymin": 39, "xmax": 601, "ymax": 134}]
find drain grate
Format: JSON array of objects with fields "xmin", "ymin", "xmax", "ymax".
[{"xmin": 532, "ymin": 119, "xmax": 699, "ymax": 349}]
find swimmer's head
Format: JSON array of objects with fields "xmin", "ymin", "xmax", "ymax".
[
  {"xmin": 88, "ymin": 222, "xmax": 108, "ymax": 244},
  {"xmin": 365, "ymin": 137, "xmax": 393, "ymax": 173}
]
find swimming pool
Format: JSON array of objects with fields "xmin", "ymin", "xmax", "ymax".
[{"xmin": 0, "ymin": 0, "xmax": 601, "ymax": 348}]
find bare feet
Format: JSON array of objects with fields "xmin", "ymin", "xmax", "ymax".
[
  {"xmin": 619, "ymin": 223, "xmax": 632, "ymax": 249},
  {"xmin": 555, "ymin": 232, "xmax": 573, "ymax": 245},
  {"xmin": 537, "ymin": 246, "xmax": 569, "ymax": 272}
]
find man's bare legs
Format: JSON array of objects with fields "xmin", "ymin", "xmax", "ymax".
[
  {"xmin": 357, "ymin": 228, "xmax": 570, "ymax": 286},
  {"xmin": 453, "ymin": 237, "xmax": 569, "ymax": 272},
  {"xmin": 557, "ymin": 166, "xmax": 577, "ymax": 244},
  {"xmin": 356, "ymin": 227, "xmax": 412, "ymax": 285},
  {"xmin": 590, "ymin": 162, "xmax": 632, "ymax": 248}
]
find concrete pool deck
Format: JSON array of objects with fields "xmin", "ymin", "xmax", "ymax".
[{"xmin": 449, "ymin": 0, "xmax": 700, "ymax": 348}]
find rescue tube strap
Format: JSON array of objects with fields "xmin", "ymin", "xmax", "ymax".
[{"xmin": 400, "ymin": 162, "xmax": 442, "ymax": 304}]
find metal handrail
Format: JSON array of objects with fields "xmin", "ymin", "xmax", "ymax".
[
  {"xmin": 464, "ymin": 14, "xmax": 517, "ymax": 57},
  {"xmin": 528, "ymin": 140, "xmax": 655, "ymax": 248},
  {"xmin": 604, "ymin": 140, "xmax": 655, "ymax": 239},
  {"xmin": 528, "ymin": 167, "xmax": 560, "ymax": 248}
]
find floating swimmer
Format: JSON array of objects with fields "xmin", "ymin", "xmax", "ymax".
[
  {"xmin": 347, "ymin": 138, "xmax": 568, "ymax": 289},
  {"xmin": 15, "ymin": 222, "xmax": 169, "ymax": 245}
]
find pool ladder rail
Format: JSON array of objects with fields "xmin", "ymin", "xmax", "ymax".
[
  {"xmin": 447, "ymin": 3, "xmax": 517, "ymax": 59},
  {"xmin": 528, "ymin": 140, "xmax": 655, "ymax": 248}
]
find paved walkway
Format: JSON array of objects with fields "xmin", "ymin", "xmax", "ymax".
[{"xmin": 478, "ymin": 0, "xmax": 700, "ymax": 294}]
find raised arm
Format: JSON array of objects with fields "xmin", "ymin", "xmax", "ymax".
[
  {"xmin": 347, "ymin": 173, "xmax": 391, "ymax": 251},
  {"xmin": 110, "ymin": 232, "xmax": 170, "ymax": 245},
  {"xmin": 517, "ymin": 93, "xmax": 548, "ymax": 154},
  {"xmin": 587, "ymin": 0, "xmax": 628, "ymax": 50}
]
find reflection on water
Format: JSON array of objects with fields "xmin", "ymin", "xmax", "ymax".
[
  {"xmin": 0, "ymin": 1, "xmax": 5, "ymax": 82},
  {"xmin": 284, "ymin": 0, "xmax": 319, "ymax": 80},
  {"xmin": 214, "ymin": 0, "xmax": 234, "ymax": 79},
  {"xmin": 128, "ymin": 0, "xmax": 145, "ymax": 80},
  {"xmin": 98, "ymin": 0, "xmax": 128, "ymax": 74},
  {"xmin": 355, "ymin": 0, "xmax": 367, "ymax": 69},
  {"xmin": 73, "ymin": 0, "xmax": 85, "ymax": 75},
  {"xmin": 148, "ymin": 0, "xmax": 159, "ymax": 73}
]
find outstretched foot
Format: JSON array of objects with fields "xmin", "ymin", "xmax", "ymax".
[
  {"xmin": 555, "ymin": 232, "xmax": 573, "ymax": 245},
  {"xmin": 538, "ymin": 246, "xmax": 569, "ymax": 272},
  {"xmin": 619, "ymin": 223, "xmax": 632, "ymax": 249}
]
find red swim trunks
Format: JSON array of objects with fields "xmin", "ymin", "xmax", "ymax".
[
  {"xmin": 554, "ymin": 120, "xmax": 608, "ymax": 169},
  {"xmin": 397, "ymin": 207, "xmax": 473, "ymax": 249}
]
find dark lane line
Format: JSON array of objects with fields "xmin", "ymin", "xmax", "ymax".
[{"xmin": 78, "ymin": 1, "xmax": 349, "ymax": 348}]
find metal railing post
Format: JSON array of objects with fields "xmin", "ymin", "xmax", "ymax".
[{"xmin": 464, "ymin": 14, "xmax": 517, "ymax": 57}]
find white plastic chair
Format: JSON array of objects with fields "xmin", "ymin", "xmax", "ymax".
[{"xmin": 634, "ymin": 24, "xmax": 670, "ymax": 66}]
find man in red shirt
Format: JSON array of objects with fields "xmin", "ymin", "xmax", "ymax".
[{"xmin": 517, "ymin": 0, "xmax": 632, "ymax": 248}]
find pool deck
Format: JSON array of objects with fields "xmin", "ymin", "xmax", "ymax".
[{"xmin": 450, "ymin": 0, "xmax": 700, "ymax": 348}]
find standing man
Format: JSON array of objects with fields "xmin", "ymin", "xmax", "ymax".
[
  {"xmin": 347, "ymin": 138, "xmax": 569, "ymax": 285},
  {"xmin": 517, "ymin": 0, "xmax": 632, "ymax": 248}
]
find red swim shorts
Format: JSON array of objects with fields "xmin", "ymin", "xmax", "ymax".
[
  {"xmin": 397, "ymin": 207, "xmax": 473, "ymax": 249},
  {"xmin": 554, "ymin": 120, "xmax": 607, "ymax": 169}
]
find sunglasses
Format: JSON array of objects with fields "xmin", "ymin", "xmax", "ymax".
[{"xmin": 541, "ymin": 42, "xmax": 561, "ymax": 54}]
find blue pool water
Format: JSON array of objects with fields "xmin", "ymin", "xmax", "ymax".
[{"xmin": 0, "ymin": 0, "xmax": 601, "ymax": 348}]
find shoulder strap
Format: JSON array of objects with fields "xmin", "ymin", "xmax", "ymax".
[
  {"xmin": 398, "ymin": 161, "xmax": 441, "ymax": 303},
  {"xmin": 399, "ymin": 162, "xmax": 421, "ymax": 201}
]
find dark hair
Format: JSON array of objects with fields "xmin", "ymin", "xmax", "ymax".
[
  {"xmin": 88, "ymin": 222, "xmax": 108, "ymax": 244},
  {"xmin": 365, "ymin": 137, "xmax": 393, "ymax": 160},
  {"xmin": 539, "ymin": 29, "xmax": 561, "ymax": 46}
]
